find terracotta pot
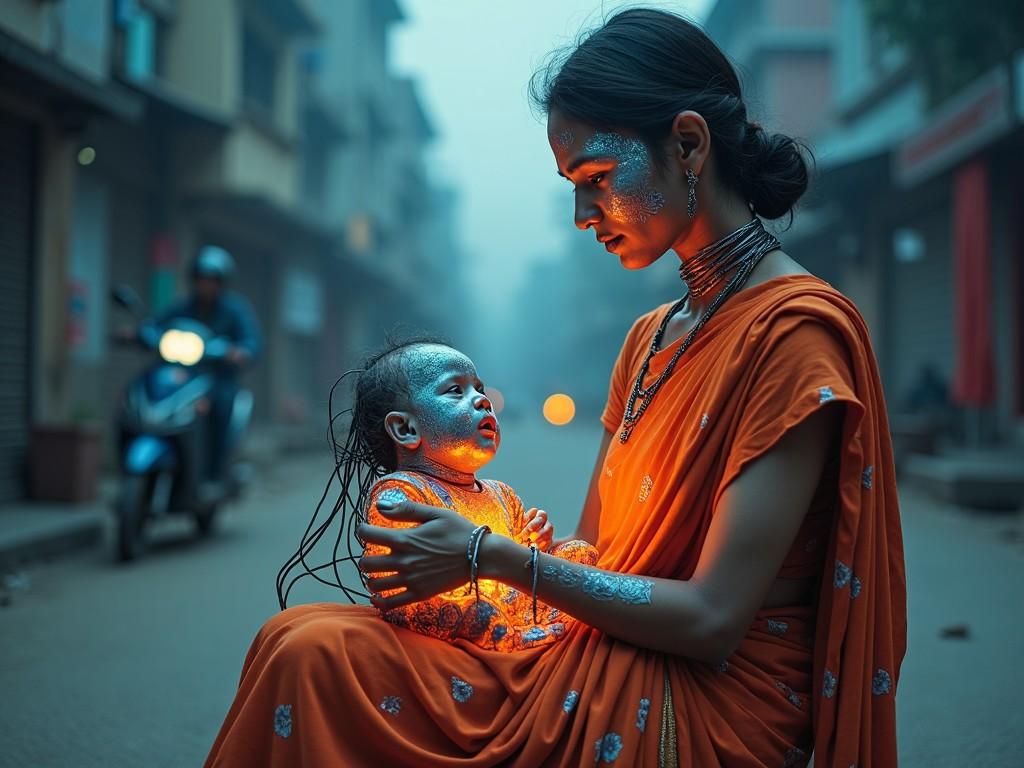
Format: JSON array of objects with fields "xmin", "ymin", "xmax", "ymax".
[{"xmin": 30, "ymin": 425, "xmax": 102, "ymax": 503}]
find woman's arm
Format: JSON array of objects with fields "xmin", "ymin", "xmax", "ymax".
[
  {"xmin": 361, "ymin": 405, "xmax": 841, "ymax": 662},
  {"xmin": 484, "ymin": 405, "xmax": 842, "ymax": 661}
]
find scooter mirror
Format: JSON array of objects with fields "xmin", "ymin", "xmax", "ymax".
[{"xmin": 111, "ymin": 284, "xmax": 146, "ymax": 317}]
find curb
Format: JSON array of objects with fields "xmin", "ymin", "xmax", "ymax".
[{"xmin": 0, "ymin": 504, "xmax": 107, "ymax": 572}]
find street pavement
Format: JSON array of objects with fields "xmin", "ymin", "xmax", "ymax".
[{"xmin": 1, "ymin": 415, "xmax": 1021, "ymax": 767}]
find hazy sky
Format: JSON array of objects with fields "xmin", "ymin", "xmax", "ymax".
[{"xmin": 393, "ymin": 0, "xmax": 714, "ymax": 300}]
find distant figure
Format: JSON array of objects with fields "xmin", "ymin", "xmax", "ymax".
[
  {"xmin": 905, "ymin": 363, "xmax": 949, "ymax": 414},
  {"xmin": 141, "ymin": 246, "xmax": 261, "ymax": 498}
]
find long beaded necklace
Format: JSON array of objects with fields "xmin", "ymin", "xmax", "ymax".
[{"xmin": 619, "ymin": 218, "xmax": 781, "ymax": 444}]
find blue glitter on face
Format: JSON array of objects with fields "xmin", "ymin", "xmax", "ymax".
[
  {"xmin": 553, "ymin": 129, "xmax": 574, "ymax": 150},
  {"xmin": 399, "ymin": 345, "xmax": 499, "ymax": 474},
  {"xmin": 581, "ymin": 133, "xmax": 665, "ymax": 225}
]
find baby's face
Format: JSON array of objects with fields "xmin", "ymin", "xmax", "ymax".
[{"xmin": 403, "ymin": 345, "xmax": 500, "ymax": 473}]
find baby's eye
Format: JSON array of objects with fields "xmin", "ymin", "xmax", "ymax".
[
  {"xmin": 446, "ymin": 385, "xmax": 462, "ymax": 394},
  {"xmin": 588, "ymin": 172, "xmax": 606, "ymax": 185}
]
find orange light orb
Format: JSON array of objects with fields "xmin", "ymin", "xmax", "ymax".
[
  {"xmin": 543, "ymin": 393, "xmax": 575, "ymax": 426},
  {"xmin": 486, "ymin": 386, "xmax": 505, "ymax": 415}
]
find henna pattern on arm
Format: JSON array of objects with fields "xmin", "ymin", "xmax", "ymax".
[{"xmin": 541, "ymin": 564, "xmax": 653, "ymax": 605}]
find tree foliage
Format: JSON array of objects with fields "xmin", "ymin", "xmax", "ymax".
[{"xmin": 864, "ymin": 0, "xmax": 1024, "ymax": 105}]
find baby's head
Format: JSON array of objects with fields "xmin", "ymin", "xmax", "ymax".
[{"xmin": 352, "ymin": 339, "xmax": 500, "ymax": 475}]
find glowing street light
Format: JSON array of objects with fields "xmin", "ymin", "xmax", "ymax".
[
  {"xmin": 486, "ymin": 386, "xmax": 505, "ymax": 415},
  {"xmin": 543, "ymin": 393, "xmax": 575, "ymax": 426}
]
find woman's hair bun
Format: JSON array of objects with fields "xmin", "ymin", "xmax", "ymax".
[{"xmin": 739, "ymin": 122, "xmax": 811, "ymax": 220}]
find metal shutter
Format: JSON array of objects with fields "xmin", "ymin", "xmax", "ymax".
[{"xmin": 0, "ymin": 113, "xmax": 35, "ymax": 501}]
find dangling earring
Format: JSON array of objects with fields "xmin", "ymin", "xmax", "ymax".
[{"xmin": 686, "ymin": 169, "xmax": 699, "ymax": 219}]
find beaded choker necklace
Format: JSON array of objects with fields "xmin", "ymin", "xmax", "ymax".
[{"xmin": 619, "ymin": 218, "xmax": 780, "ymax": 444}]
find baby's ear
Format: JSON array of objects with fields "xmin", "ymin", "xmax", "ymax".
[{"xmin": 384, "ymin": 411, "xmax": 421, "ymax": 450}]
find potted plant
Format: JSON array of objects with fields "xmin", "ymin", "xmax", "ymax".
[{"xmin": 30, "ymin": 403, "xmax": 102, "ymax": 503}]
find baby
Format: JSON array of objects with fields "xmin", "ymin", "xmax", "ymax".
[{"xmin": 358, "ymin": 340, "xmax": 598, "ymax": 652}]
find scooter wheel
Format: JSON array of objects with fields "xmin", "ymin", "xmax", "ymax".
[
  {"xmin": 117, "ymin": 475, "xmax": 149, "ymax": 561},
  {"xmin": 194, "ymin": 504, "xmax": 218, "ymax": 536}
]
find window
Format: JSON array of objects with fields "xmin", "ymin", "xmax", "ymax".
[
  {"xmin": 243, "ymin": 21, "xmax": 277, "ymax": 119},
  {"xmin": 113, "ymin": 0, "xmax": 165, "ymax": 80}
]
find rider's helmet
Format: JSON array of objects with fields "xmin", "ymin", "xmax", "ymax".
[{"xmin": 191, "ymin": 245, "xmax": 235, "ymax": 283}]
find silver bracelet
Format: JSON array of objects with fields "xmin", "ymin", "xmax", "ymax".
[{"xmin": 467, "ymin": 524, "xmax": 491, "ymax": 603}]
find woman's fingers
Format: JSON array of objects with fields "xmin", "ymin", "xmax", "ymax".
[
  {"xmin": 365, "ymin": 574, "xmax": 405, "ymax": 593},
  {"xmin": 371, "ymin": 587, "xmax": 421, "ymax": 612},
  {"xmin": 357, "ymin": 524, "xmax": 404, "ymax": 549},
  {"xmin": 358, "ymin": 553, "xmax": 400, "ymax": 573}
]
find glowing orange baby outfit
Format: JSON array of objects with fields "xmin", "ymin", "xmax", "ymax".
[
  {"xmin": 205, "ymin": 275, "xmax": 905, "ymax": 767},
  {"xmin": 364, "ymin": 472, "xmax": 599, "ymax": 652}
]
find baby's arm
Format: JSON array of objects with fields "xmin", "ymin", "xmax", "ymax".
[
  {"xmin": 364, "ymin": 479, "xmax": 432, "ymax": 626},
  {"xmin": 496, "ymin": 483, "xmax": 556, "ymax": 550},
  {"xmin": 500, "ymin": 484, "xmax": 598, "ymax": 564}
]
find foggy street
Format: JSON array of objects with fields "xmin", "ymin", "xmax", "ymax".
[{"xmin": 2, "ymin": 416, "xmax": 1022, "ymax": 767}]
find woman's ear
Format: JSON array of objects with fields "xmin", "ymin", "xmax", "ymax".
[
  {"xmin": 669, "ymin": 110, "xmax": 710, "ymax": 177},
  {"xmin": 384, "ymin": 411, "xmax": 421, "ymax": 451}
]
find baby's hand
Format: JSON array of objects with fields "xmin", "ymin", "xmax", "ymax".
[{"xmin": 521, "ymin": 508, "xmax": 554, "ymax": 551}]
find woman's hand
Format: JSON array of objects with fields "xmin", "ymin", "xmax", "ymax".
[
  {"xmin": 358, "ymin": 499, "xmax": 476, "ymax": 610},
  {"xmin": 521, "ymin": 508, "xmax": 555, "ymax": 551}
]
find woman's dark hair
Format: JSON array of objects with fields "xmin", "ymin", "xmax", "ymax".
[
  {"xmin": 529, "ymin": 8, "xmax": 811, "ymax": 221},
  {"xmin": 276, "ymin": 332, "xmax": 450, "ymax": 609}
]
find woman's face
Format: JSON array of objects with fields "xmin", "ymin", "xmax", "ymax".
[
  {"xmin": 399, "ymin": 345, "xmax": 500, "ymax": 473},
  {"xmin": 547, "ymin": 109, "xmax": 691, "ymax": 269}
]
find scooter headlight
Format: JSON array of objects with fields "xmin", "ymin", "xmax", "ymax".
[{"xmin": 159, "ymin": 329, "xmax": 205, "ymax": 366}]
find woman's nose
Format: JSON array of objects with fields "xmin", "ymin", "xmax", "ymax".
[{"xmin": 574, "ymin": 194, "xmax": 601, "ymax": 230}]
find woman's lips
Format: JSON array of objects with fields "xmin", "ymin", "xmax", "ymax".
[{"xmin": 603, "ymin": 235, "xmax": 625, "ymax": 252}]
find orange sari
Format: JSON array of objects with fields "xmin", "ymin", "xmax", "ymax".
[{"xmin": 205, "ymin": 275, "xmax": 905, "ymax": 767}]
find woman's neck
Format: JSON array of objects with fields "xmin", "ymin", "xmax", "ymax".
[
  {"xmin": 672, "ymin": 193, "xmax": 759, "ymax": 318},
  {"xmin": 400, "ymin": 455, "xmax": 478, "ymax": 489}
]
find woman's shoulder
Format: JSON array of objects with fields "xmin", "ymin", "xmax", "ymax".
[
  {"xmin": 748, "ymin": 273, "xmax": 867, "ymax": 334},
  {"xmin": 619, "ymin": 300, "xmax": 677, "ymax": 352}
]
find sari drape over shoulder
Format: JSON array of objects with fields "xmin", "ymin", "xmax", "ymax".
[{"xmin": 205, "ymin": 275, "xmax": 905, "ymax": 767}]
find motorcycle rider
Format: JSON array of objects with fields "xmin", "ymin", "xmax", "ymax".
[{"xmin": 140, "ymin": 245, "xmax": 262, "ymax": 502}]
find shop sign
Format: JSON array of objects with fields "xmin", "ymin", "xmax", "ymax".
[{"xmin": 895, "ymin": 66, "xmax": 1013, "ymax": 187}]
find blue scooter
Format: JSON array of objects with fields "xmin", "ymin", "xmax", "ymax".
[{"xmin": 111, "ymin": 285, "xmax": 254, "ymax": 561}]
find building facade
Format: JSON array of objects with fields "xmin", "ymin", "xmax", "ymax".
[
  {"xmin": 0, "ymin": 0, "xmax": 460, "ymax": 502},
  {"xmin": 706, "ymin": 0, "xmax": 1024, "ymax": 449}
]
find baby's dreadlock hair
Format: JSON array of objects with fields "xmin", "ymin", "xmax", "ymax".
[{"xmin": 276, "ymin": 332, "xmax": 451, "ymax": 609}]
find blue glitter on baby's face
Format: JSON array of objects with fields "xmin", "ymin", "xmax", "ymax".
[{"xmin": 400, "ymin": 345, "xmax": 500, "ymax": 474}]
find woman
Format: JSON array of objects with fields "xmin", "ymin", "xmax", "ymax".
[{"xmin": 205, "ymin": 9, "xmax": 905, "ymax": 767}]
